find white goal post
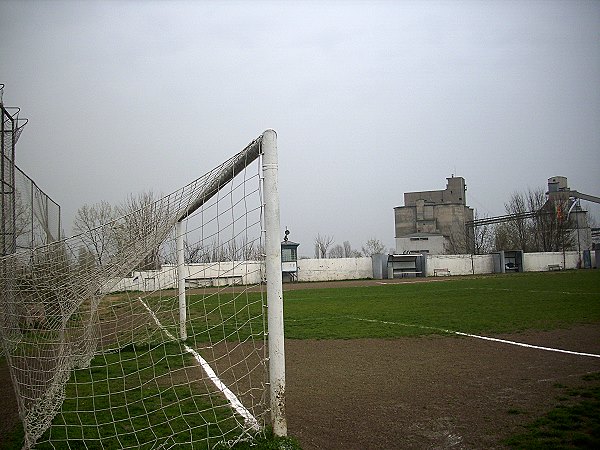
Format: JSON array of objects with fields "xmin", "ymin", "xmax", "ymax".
[
  {"xmin": 261, "ymin": 130, "xmax": 287, "ymax": 437},
  {"xmin": 175, "ymin": 129, "xmax": 286, "ymax": 436},
  {"xmin": 0, "ymin": 130, "xmax": 286, "ymax": 448}
]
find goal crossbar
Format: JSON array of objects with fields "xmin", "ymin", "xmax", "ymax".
[{"xmin": 175, "ymin": 136, "xmax": 262, "ymax": 223}]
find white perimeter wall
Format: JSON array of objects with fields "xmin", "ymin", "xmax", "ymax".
[
  {"xmin": 425, "ymin": 251, "xmax": 593, "ymax": 276},
  {"xmin": 104, "ymin": 258, "xmax": 372, "ymax": 292},
  {"xmin": 103, "ymin": 261, "xmax": 264, "ymax": 293},
  {"xmin": 104, "ymin": 251, "xmax": 596, "ymax": 292},
  {"xmin": 425, "ymin": 254, "xmax": 494, "ymax": 276},
  {"xmin": 522, "ymin": 252, "xmax": 587, "ymax": 272},
  {"xmin": 296, "ymin": 257, "xmax": 373, "ymax": 282}
]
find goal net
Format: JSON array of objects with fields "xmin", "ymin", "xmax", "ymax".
[{"xmin": 0, "ymin": 130, "xmax": 285, "ymax": 449}]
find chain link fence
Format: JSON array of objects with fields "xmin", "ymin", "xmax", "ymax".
[
  {"xmin": 14, "ymin": 164, "xmax": 62, "ymax": 250},
  {"xmin": 1, "ymin": 85, "xmax": 61, "ymax": 257}
]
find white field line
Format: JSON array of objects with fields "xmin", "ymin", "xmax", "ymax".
[
  {"xmin": 138, "ymin": 298, "xmax": 260, "ymax": 431},
  {"xmin": 347, "ymin": 316, "xmax": 600, "ymax": 359}
]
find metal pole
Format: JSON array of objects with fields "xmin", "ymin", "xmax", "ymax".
[
  {"xmin": 10, "ymin": 113, "xmax": 17, "ymax": 255},
  {"xmin": 1, "ymin": 104, "xmax": 5, "ymax": 256},
  {"xmin": 262, "ymin": 129, "xmax": 287, "ymax": 437},
  {"xmin": 176, "ymin": 220, "xmax": 187, "ymax": 340},
  {"xmin": 576, "ymin": 201, "xmax": 581, "ymax": 268},
  {"xmin": 31, "ymin": 177, "xmax": 34, "ymax": 248}
]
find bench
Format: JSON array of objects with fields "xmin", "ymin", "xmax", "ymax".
[
  {"xmin": 434, "ymin": 268, "xmax": 450, "ymax": 276},
  {"xmin": 396, "ymin": 271, "xmax": 422, "ymax": 278},
  {"xmin": 548, "ymin": 264, "xmax": 561, "ymax": 271}
]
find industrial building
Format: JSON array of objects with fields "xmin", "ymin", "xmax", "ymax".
[
  {"xmin": 545, "ymin": 176, "xmax": 596, "ymax": 252},
  {"xmin": 394, "ymin": 176, "xmax": 474, "ymax": 254}
]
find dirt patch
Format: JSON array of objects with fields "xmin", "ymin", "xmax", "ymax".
[
  {"xmin": 285, "ymin": 324, "xmax": 600, "ymax": 449},
  {"xmin": 0, "ymin": 359, "xmax": 20, "ymax": 446}
]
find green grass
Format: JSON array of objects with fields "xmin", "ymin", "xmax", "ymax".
[
  {"xmin": 145, "ymin": 271, "xmax": 600, "ymax": 342},
  {"xmin": 140, "ymin": 290, "xmax": 266, "ymax": 346},
  {"xmin": 505, "ymin": 372, "xmax": 600, "ymax": 449},
  {"xmin": 3, "ymin": 270, "xmax": 599, "ymax": 449},
  {"xmin": 282, "ymin": 271, "xmax": 600, "ymax": 339},
  {"xmin": 216, "ymin": 429, "xmax": 302, "ymax": 450},
  {"xmin": 30, "ymin": 342, "xmax": 261, "ymax": 450}
]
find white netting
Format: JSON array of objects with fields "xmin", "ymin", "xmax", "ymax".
[
  {"xmin": 0, "ymin": 135, "xmax": 272, "ymax": 449},
  {"xmin": 13, "ymin": 164, "xmax": 62, "ymax": 251}
]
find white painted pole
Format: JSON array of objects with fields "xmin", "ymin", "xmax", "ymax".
[
  {"xmin": 176, "ymin": 220, "xmax": 187, "ymax": 341},
  {"xmin": 262, "ymin": 129, "xmax": 287, "ymax": 437}
]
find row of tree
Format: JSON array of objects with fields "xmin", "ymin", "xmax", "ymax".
[
  {"xmin": 73, "ymin": 191, "xmax": 170, "ymax": 270},
  {"xmin": 313, "ymin": 235, "xmax": 388, "ymax": 259},
  {"xmin": 71, "ymin": 185, "xmax": 590, "ymax": 269},
  {"xmin": 73, "ymin": 192, "xmax": 264, "ymax": 269},
  {"xmin": 73, "ymin": 193, "xmax": 393, "ymax": 270},
  {"xmin": 473, "ymin": 187, "xmax": 588, "ymax": 254}
]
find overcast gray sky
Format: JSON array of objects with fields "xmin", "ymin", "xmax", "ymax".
[{"xmin": 1, "ymin": 0, "xmax": 599, "ymax": 256}]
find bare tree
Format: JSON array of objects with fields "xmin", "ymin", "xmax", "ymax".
[
  {"xmin": 116, "ymin": 191, "xmax": 168, "ymax": 270},
  {"xmin": 326, "ymin": 240, "xmax": 362, "ymax": 258},
  {"xmin": 504, "ymin": 192, "xmax": 530, "ymax": 251},
  {"xmin": 343, "ymin": 240, "xmax": 362, "ymax": 257},
  {"xmin": 72, "ymin": 201, "xmax": 116, "ymax": 267},
  {"xmin": 444, "ymin": 232, "xmax": 468, "ymax": 255},
  {"xmin": 173, "ymin": 235, "xmax": 264, "ymax": 264},
  {"xmin": 328, "ymin": 244, "xmax": 344, "ymax": 258},
  {"xmin": 77, "ymin": 246, "xmax": 96, "ymax": 271},
  {"xmin": 241, "ymin": 238, "xmax": 263, "ymax": 261},
  {"xmin": 494, "ymin": 187, "xmax": 575, "ymax": 252},
  {"xmin": 529, "ymin": 189, "xmax": 575, "ymax": 252},
  {"xmin": 539, "ymin": 196, "xmax": 575, "ymax": 252},
  {"xmin": 342, "ymin": 241, "xmax": 352, "ymax": 257},
  {"xmin": 361, "ymin": 238, "xmax": 386, "ymax": 257},
  {"xmin": 493, "ymin": 222, "xmax": 511, "ymax": 252},
  {"xmin": 224, "ymin": 236, "xmax": 262, "ymax": 261},
  {"xmin": 470, "ymin": 210, "xmax": 494, "ymax": 255},
  {"xmin": 314, "ymin": 234, "xmax": 334, "ymax": 258},
  {"xmin": 185, "ymin": 241, "xmax": 205, "ymax": 263}
]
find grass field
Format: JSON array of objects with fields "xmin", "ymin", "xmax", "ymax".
[
  {"xmin": 282, "ymin": 271, "xmax": 600, "ymax": 339},
  {"xmin": 37, "ymin": 342, "xmax": 244, "ymax": 449},
  {"xmin": 2, "ymin": 270, "xmax": 599, "ymax": 449},
  {"xmin": 157, "ymin": 270, "xmax": 600, "ymax": 343}
]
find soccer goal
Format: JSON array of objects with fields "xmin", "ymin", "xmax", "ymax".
[{"xmin": 0, "ymin": 130, "xmax": 286, "ymax": 449}]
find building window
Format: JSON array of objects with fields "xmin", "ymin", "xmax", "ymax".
[{"xmin": 282, "ymin": 247, "xmax": 297, "ymax": 262}]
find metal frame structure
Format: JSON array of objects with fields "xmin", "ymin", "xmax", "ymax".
[
  {"xmin": 466, "ymin": 190, "xmax": 600, "ymax": 255},
  {"xmin": 1, "ymin": 87, "xmax": 28, "ymax": 256},
  {"xmin": 1, "ymin": 86, "xmax": 60, "ymax": 256}
]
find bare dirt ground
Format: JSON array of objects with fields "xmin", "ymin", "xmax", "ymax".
[
  {"xmin": 2, "ymin": 278, "xmax": 599, "ymax": 449},
  {"xmin": 0, "ymin": 358, "xmax": 20, "ymax": 447},
  {"xmin": 285, "ymin": 325, "xmax": 600, "ymax": 449}
]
